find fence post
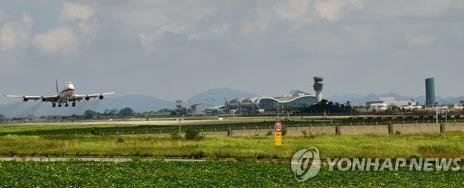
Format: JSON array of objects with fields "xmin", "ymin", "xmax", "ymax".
[
  {"xmin": 335, "ymin": 124, "xmax": 341, "ymax": 135},
  {"xmin": 388, "ymin": 122, "xmax": 393, "ymax": 135},
  {"xmin": 440, "ymin": 123, "xmax": 446, "ymax": 134}
]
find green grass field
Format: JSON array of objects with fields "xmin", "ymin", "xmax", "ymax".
[
  {"xmin": 0, "ymin": 160, "xmax": 463, "ymax": 187},
  {"xmin": 2, "ymin": 116, "xmax": 454, "ymax": 136},
  {"xmin": 1, "ymin": 122, "xmax": 464, "ymax": 187},
  {"xmin": 0, "ymin": 133, "xmax": 464, "ymax": 159}
]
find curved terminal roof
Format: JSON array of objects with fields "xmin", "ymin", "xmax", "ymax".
[{"xmin": 226, "ymin": 89, "xmax": 318, "ymax": 111}]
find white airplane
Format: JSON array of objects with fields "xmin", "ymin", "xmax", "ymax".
[{"xmin": 5, "ymin": 81, "xmax": 114, "ymax": 107}]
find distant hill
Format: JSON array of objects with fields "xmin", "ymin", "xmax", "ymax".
[
  {"xmin": 329, "ymin": 93, "xmax": 464, "ymax": 105},
  {"xmin": 93, "ymin": 94, "xmax": 175, "ymax": 112},
  {"xmin": 188, "ymin": 88, "xmax": 258, "ymax": 106}
]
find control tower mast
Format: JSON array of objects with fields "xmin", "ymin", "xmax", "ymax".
[{"xmin": 313, "ymin": 77, "xmax": 324, "ymax": 102}]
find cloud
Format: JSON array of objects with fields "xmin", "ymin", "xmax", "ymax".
[
  {"xmin": 61, "ymin": 2, "xmax": 97, "ymax": 37},
  {"xmin": 137, "ymin": 32, "xmax": 160, "ymax": 51},
  {"xmin": 363, "ymin": 0, "xmax": 459, "ymax": 19},
  {"xmin": 61, "ymin": 3, "xmax": 94, "ymax": 21},
  {"xmin": 315, "ymin": 0, "xmax": 363, "ymax": 22},
  {"xmin": 0, "ymin": 15, "xmax": 33, "ymax": 52},
  {"xmin": 275, "ymin": 0, "xmax": 313, "ymax": 25},
  {"xmin": 30, "ymin": 3, "xmax": 96, "ymax": 55},
  {"xmin": 90, "ymin": 0, "xmax": 233, "ymax": 49},
  {"xmin": 32, "ymin": 27, "xmax": 77, "ymax": 55}
]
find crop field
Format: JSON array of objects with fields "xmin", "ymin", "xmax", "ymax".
[{"xmin": 0, "ymin": 160, "xmax": 463, "ymax": 187}]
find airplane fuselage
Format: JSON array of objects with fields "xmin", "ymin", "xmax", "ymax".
[{"xmin": 57, "ymin": 82, "xmax": 76, "ymax": 103}]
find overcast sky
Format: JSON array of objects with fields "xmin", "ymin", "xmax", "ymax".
[{"xmin": 0, "ymin": 0, "xmax": 463, "ymax": 102}]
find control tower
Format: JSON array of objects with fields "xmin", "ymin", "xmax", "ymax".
[{"xmin": 313, "ymin": 77, "xmax": 324, "ymax": 102}]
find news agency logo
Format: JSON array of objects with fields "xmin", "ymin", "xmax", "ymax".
[
  {"xmin": 291, "ymin": 147, "xmax": 463, "ymax": 182},
  {"xmin": 290, "ymin": 147, "xmax": 321, "ymax": 182}
]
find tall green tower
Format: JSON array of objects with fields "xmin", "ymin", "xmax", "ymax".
[{"xmin": 425, "ymin": 78, "xmax": 435, "ymax": 106}]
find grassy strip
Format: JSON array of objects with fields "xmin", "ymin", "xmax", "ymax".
[
  {"xmin": 0, "ymin": 133, "xmax": 464, "ymax": 159},
  {"xmin": 0, "ymin": 161, "xmax": 463, "ymax": 187},
  {"xmin": 0, "ymin": 120, "xmax": 323, "ymax": 136},
  {"xmin": 2, "ymin": 118, "xmax": 460, "ymax": 136}
]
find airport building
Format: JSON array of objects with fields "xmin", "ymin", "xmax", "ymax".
[
  {"xmin": 366, "ymin": 97, "xmax": 421, "ymax": 111},
  {"xmin": 190, "ymin": 103, "xmax": 210, "ymax": 116},
  {"xmin": 225, "ymin": 77, "xmax": 323, "ymax": 114}
]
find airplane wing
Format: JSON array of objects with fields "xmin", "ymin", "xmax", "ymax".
[
  {"xmin": 5, "ymin": 94, "xmax": 58, "ymax": 102},
  {"xmin": 74, "ymin": 92, "xmax": 115, "ymax": 100}
]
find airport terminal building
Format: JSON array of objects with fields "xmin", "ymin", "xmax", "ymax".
[
  {"xmin": 226, "ymin": 90, "xmax": 317, "ymax": 114},
  {"xmin": 225, "ymin": 77, "xmax": 323, "ymax": 115}
]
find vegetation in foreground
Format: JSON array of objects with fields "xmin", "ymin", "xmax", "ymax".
[
  {"xmin": 0, "ymin": 160, "xmax": 463, "ymax": 187},
  {"xmin": 0, "ymin": 133, "xmax": 463, "ymax": 159}
]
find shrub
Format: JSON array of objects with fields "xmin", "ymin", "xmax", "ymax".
[
  {"xmin": 266, "ymin": 130, "xmax": 273, "ymax": 136},
  {"xmin": 90, "ymin": 128, "xmax": 102, "ymax": 135},
  {"xmin": 302, "ymin": 130, "xmax": 307, "ymax": 136},
  {"xmin": 184, "ymin": 128, "xmax": 202, "ymax": 140},
  {"xmin": 116, "ymin": 137, "xmax": 124, "ymax": 143},
  {"xmin": 191, "ymin": 151, "xmax": 205, "ymax": 159},
  {"xmin": 170, "ymin": 132, "xmax": 182, "ymax": 140},
  {"xmin": 282, "ymin": 127, "xmax": 288, "ymax": 136}
]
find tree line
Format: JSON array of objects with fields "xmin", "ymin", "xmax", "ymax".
[{"xmin": 301, "ymin": 99, "xmax": 353, "ymax": 115}]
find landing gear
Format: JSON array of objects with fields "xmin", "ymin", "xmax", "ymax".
[
  {"xmin": 52, "ymin": 103, "xmax": 56, "ymax": 108},
  {"xmin": 65, "ymin": 103, "xmax": 69, "ymax": 107},
  {"xmin": 72, "ymin": 102, "xmax": 76, "ymax": 107},
  {"xmin": 58, "ymin": 104, "xmax": 62, "ymax": 107}
]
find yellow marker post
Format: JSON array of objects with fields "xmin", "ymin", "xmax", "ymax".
[
  {"xmin": 274, "ymin": 131, "xmax": 282, "ymax": 146},
  {"xmin": 274, "ymin": 121, "xmax": 283, "ymax": 146}
]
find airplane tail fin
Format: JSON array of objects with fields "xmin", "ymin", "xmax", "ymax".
[{"xmin": 56, "ymin": 80, "xmax": 59, "ymax": 94}]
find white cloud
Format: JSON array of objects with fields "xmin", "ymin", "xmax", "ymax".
[
  {"xmin": 138, "ymin": 32, "xmax": 160, "ymax": 51},
  {"xmin": 275, "ymin": 0, "xmax": 313, "ymax": 24},
  {"xmin": 315, "ymin": 0, "xmax": 363, "ymax": 22},
  {"xmin": 61, "ymin": 2, "xmax": 97, "ymax": 37},
  {"xmin": 93, "ymin": 0, "xmax": 223, "ymax": 49},
  {"xmin": 363, "ymin": 0, "xmax": 459, "ymax": 19},
  {"xmin": 32, "ymin": 27, "xmax": 77, "ymax": 55},
  {"xmin": 0, "ymin": 15, "xmax": 33, "ymax": 52},
  {"xmin": 61, "ymin": 3, "xmax": 94, "ymax": 21}
]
